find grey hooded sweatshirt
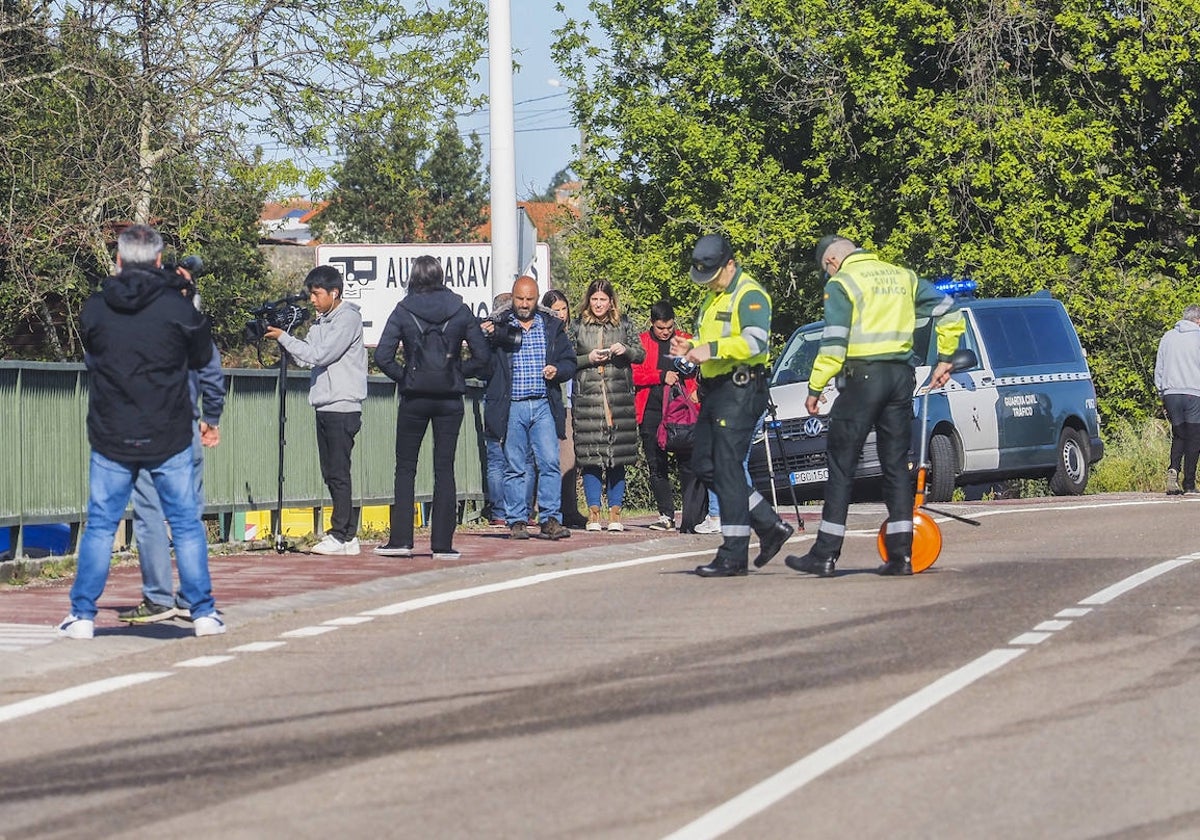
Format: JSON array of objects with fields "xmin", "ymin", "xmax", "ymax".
[{"xmin": 1155, "ymin": 318, "xmax": 1200, "ymax": 397}]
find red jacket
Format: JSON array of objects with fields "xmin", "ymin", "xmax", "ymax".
[{"xmin": 633, "ymin": 329, "xmax": 700, "ymax": 424}]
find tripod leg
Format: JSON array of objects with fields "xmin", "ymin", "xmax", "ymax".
[{"xmin": 766, "ymin": 399, "xmax": 804, "ymax": 526}]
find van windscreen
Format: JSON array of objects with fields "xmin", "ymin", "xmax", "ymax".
[{"xmin": 772, "ymin": 329, "xmax": 823, "ymax": 385}]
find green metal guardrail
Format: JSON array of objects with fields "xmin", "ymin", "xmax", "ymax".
[{"xmin": 0, "ymin": 361, "xmax": 488, "ymax": 556}]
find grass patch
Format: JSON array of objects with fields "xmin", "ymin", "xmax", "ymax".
[{"xmin": 1089, "ymin": 417, "xmax": 1171, "ymax": 494}]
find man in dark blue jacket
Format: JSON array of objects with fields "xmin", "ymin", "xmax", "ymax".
[
  {"xmin": 481, "ymin": 276, "xmax": 576, "ymax": 540},
  {"xmin": 61, "ymin": 224, "xmax": 224, "ymax": 639}
]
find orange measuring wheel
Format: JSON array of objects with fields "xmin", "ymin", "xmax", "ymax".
[{"xmin": 877, "ymin": 508, "xmax": 942, "ymax": 573}]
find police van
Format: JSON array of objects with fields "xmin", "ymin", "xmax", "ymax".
[{"xmin": 751, "ymin": 286, "xmax": 1104, "ymax": 502}]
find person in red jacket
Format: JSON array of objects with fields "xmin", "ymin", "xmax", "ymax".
[{"xmin": 633, "ymin": 300, "xmax": 707, "ymax": 532}]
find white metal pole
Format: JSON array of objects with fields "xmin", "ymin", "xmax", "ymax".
[{"xmin": 488, "ymin": 0, "xmax": 519, "ymax": 295}]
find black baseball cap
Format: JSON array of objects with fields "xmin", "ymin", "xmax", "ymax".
[{"xmin": 690, "ymin": 234, "xmax": 733, "ymax": 285}]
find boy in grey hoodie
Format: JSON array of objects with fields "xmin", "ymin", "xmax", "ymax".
[
  {"xmin": 267, "ymin": 265, "xmax": 368, "ymax": 553},
  {"xmin": 1154, "ymin": 304, "xmax": 1200, "ymax": 495}
]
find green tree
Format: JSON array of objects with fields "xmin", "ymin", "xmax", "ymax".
[
  {"xmin": 314, "ymin": 112, "xmax": 487, "ymax": 244},
  {"xmin": 554, "ymin": 0, "xmax": 1200, "ymax": 421}
]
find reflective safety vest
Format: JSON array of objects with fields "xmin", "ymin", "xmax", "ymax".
[
  {"xmin": 830, "ymin": 253, "xmax": 918, "ymax": 359},
  {"xmin": 695, "ymin": 268, "xmax": 772, "ymax": 378}
]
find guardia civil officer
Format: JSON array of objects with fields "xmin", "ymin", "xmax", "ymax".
[
  {"xmin": 671, "ymin": 234, "xmax": 797, "ymax": 577},
  {"xmin": 785, "ymin": 236, "xmax": 964, "ymax": 577}
]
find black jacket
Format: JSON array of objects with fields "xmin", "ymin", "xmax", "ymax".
[
  {"xmin": 480, "ymin": 307, "xmax": 577, "ymax": 441},
  {"xmin": 80, "ymin": 265, "xmax": 213, "ymax": 462},
  {"xmin": 374, "ymin": 286, "xmax": 491, "ymax": 395}
]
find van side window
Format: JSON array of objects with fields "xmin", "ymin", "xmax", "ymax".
[
  {"xmin": 916, "ymin": 317, "xmax": 976, "ymax": 366},
  {"xmin": 973, "ymin": 306, "xmax": 1079, "ymax": 368}
]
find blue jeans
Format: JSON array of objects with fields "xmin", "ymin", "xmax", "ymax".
[
  {"xmin": 70, "ymin": 448, "xmax": 216, "ymax": 621},
  {"xmin": 131, "ymin": 427, "xmax": 203, "ymax": 608},
  {"xmin": 503, "ymin": 398, "xmax": 561, "ymax": 524},
  {"xmin": 486, "ymin": 436, "xmax": 508, "ymax": 521},
  {"xmin": 582, "ymin": 465, "xmax": 626, "ymax": 508}
]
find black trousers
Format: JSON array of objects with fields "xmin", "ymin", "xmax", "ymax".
[
  {"xmin": 813, "ymin": 361, "xmax": 915, "ymax": 563},
  {"xmin": 691, "ymin": 376, "xmax": 781, "ymax": 565},
  {"xmin": 639, "ymin": 425, "xmax": 707, "ymax": 529},
  {"xmin": 315, "ymin": 409, "xmax": 362, "ymax": 541},
  {"xmin": 391, "ymin": 396, "xmax": 464, "ymax": 552},
  {"xmin": 1163, "ymin": 393, "xmax": 1200, "ymax": 491}
]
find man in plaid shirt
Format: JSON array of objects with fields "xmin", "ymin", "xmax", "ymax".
[{"xmin": 481, "ymin": 276, "xmax": 577, "ymax": 540}]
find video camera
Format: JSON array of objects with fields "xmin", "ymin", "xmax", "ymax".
[
  {"xmin": 162, "ymin": 255, "xmax": 205, "ymax": 296},
  {"xmin": 245, "ymin": 292, "xmax": 309, "ymax": 342},
  {"xmin": 482, "ymin": 314, "xmax": 523, "ymax": 353}
]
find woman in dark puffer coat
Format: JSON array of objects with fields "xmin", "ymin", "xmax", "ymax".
[{"xmin": 570, "ymin": 279, "xmax": 645, "ymax": 531}]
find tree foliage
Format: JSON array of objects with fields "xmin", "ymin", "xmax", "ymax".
[
  {"xmin": 313, "ymin": 112, "xmax": 488, "ymax": 244},
  {"xmin": 553, "ymin": 0, "xmax": 1200, "ymax": 421},
  {"xmin": 0, "ymin": 0, "xmax": 486, "ymax": 359}
]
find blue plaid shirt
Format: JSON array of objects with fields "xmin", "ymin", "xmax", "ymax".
[{"xmin": 510, "ymin": 313, "xmax": 548, "ymax": 400}]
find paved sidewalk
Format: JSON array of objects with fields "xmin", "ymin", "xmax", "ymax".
[{"xmin": 2, "ymin": 516, "xmax": 813, "ymax": 631}]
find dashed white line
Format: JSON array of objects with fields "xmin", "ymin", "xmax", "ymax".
[
  {"xmin": 229, "ymin": 641, "xmax": 287, "ymax": 653},
  {"xmin": 1009, "ymin": 632, "xmax": 1054, "ymax": 645},
  {"xmin": 281, "ymin": 625, "xmax": 340, "ymax": 638},
  {"xmin": 323, "ymin": 616, "xmax": 375, "ymax": 626},
  {"xmin": 662, "ymin": 550, "xmax": 1199, "ymax": 839},
  {"xmin": 174, "ymin": 655, "xmax": 236, "ymax": 668}
]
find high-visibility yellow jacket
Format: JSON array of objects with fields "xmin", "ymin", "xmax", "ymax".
[
  {"xmin": 809, "ymin": 251, "xmax": 965, "ymax": 395},
  {"xmin": 692, "ymin": 267, "xmax": 772, "ymax": 378}
]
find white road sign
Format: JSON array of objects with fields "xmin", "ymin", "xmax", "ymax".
[{"xmin": 314, "ymin": 242, "xmax": 552, "ymax": 346}]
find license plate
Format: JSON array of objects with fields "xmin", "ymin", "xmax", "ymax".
[{"xmin": 790, "ymin": 468, "xmax": 828, "ymax": 485}]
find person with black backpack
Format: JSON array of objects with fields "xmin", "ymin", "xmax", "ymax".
[{"xmin": 373, "ymin": 255, "xmax": 492, "ymax": 559}]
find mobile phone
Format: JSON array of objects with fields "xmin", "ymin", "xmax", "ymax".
[{"xmin": 596, "ymin": 348, "xmax": 612, "ymax": 359}]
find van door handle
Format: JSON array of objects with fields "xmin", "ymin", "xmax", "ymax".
[{"xmin": 980, "ymin": 376, "xmax": 994, "ymax": 385}]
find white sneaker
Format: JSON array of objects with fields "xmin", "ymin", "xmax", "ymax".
[
  {"xmin": 693, "ymin": 515, "xmax": 721, "ymax": 534},
  {"xmin": 58, "ymin": 614, "xmax": 94, "ymax": 639},
  {"xmin": 312, "ymin": 535, "xmax": 345, "ymax": 554},
  {"xmin": 648, "ymin": 515, "xmax": 675, "ymax": 531},
  {"xmin": 341, "ymin": 537, "xmax": 361, "ymax": 555},
  {"xmin": 607, "ymin": 520, "xmax": 625, "ymax": 532},
  {"xmin": 432, "ymin": 550, "xmax": 462, "ymax": 561},
  {"xmin": 193, "ymin": 614, "xmax": 227, "ymax": 636}
]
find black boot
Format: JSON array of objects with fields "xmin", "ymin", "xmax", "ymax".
[
  {"xmin": 785, "ymin": 552, "xmax": 836, "ymax": 577},
  {"xmin": 753, "ymin": 520, "xmax": 795, "ymax": 568},
  {"xmin": 694, "ymin": 556, "xmax": 748, "ymax": 577},
  {"xmin": 879, "ymin": 556, "xmax": 913, "ymax": 576}
]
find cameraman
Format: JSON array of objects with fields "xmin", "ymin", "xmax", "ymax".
[{"xmin": 266, "ymin": 265, "xmax": 367, "ymax": 556}]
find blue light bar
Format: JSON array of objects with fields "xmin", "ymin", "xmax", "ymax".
[{"xmin": 931, "ymin": 276, "xmax": 978, "ymax": 297}]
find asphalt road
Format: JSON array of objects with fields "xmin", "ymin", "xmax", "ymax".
[{"xmin": 2, "ymin": 494, "xmax": 1199, "ymax": 839}]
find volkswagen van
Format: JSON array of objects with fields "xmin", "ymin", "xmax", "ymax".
[{"xmin": 750, "ymin": 288, "xmax": 1104, "ymax": 502}]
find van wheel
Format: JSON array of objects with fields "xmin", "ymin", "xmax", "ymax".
[
  {"xmin": 926, "ymin": 434, "xmax": 957, "ymax": 502},
  {"xmin": 1049, "ymin": 428, "xmax": 1090, "ymax": 495}
]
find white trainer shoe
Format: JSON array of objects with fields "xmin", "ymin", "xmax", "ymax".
[
  {"xmin": 312, "ymin": 535, "xmax": 360, "ymax": 555},
  {"xmin": 193, "ymin": 614, "xmax": 227, "ymax": 637},
  {"xmin": 341, "ymin": 537, "xmax": 361, "ymax": 555},
  {"xmin": 693, "ymin": 515, "xmax": 722, "ymax": 534},
  {"xmin": 58, "ymin": 614, "xmax": 94, "ymax": 639}
]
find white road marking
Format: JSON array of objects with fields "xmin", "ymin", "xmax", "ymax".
[
  {"xmin": 281, "ymin": 625, "xmax": 340, "ymax": 638},
  {"xmin": 229, "ymin": 641, "xmax": 287, "ymax": 653},
  {"xmin": 1009, "ymin": 632, "xmax": 1053, "ymax": 645},
  {"xmin": 1079, "ymin": 558, "xmax": 1194, "ymax": 605},
  {"xmin": 323, "ymin": 616, "xmax": 375, "ymax": 625},
  {"xmin": 361, "ymin": 547, "xmax": 718, "ymax": 618},
  {"xmin": 1056, "ymin": 607, "xmax": 1092, "ymax": 618},
  {"xmin": 174, "ymin": 655, "xmax": 236, "ymax": 668},
  {"xmin": 663, "ymin": 649, "xmax": 1027, "ymax": 840},
  {"xmin": 661, "ymin": 550, "xmax": 1200, "ymax": 839},
  {"xmin": 1033, "ymin": 620, "xmax": 1072, "ymax": 632},
  {"xmin": 0, "ymin": 672, "xmax": 173, "ymax": 724}
]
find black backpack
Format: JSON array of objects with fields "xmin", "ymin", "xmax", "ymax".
[{"xmin": 401, "ymin": 309, "xmax": 463, "ymax": 396}]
